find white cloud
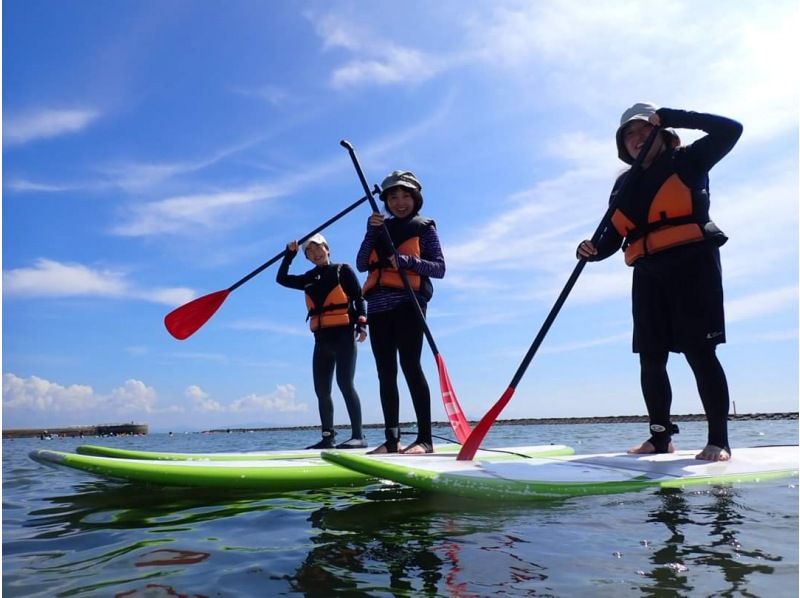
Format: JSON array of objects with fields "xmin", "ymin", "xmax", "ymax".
[
  {"xmin": 726, "ymin": 286, "xmax": 798, "ymax": 323},
  {"xmin": 2, "ymin": 258, "xmax": 195, "ymax": 306},
  {"xmin": 229, "ymin": 318, "xmax": 307, "ymax": 337},
  {"xmin": 2, "ymin": 374, "xmax": 158, "ymax": 419},
  {"xmin": 3, "ymin": 259, "xmax": 128, "ymax": 297},
  {"xmin": 311, "ymin": 12, "xmax": 447, "ymax": 89},
  {"xmin": 140, "ymin": 287, "xmax": 196, "ymax": 307},
  {"xmin": 107, "ymin": 379, "xmax": 158, "ymax": 413},
  {"xmin": 111, "ymin": 186, "xmax": 286, "ymax": 236},
  {"xmin": 5, "ymin": 179, "xmax": 74, "ymax": 193},
  {"xmin": 540, "ymin": 332, "xmax": 630, "ymax": 354},
  {"xmin": 229, "ymin": 384, "xmax": 308, "ymax": 413},
  {"xmin": 4, "ymin": 108, "xmax": 100, "ymax": 146},
  {"xmin": 186, "ymin": 385, "xmax": 224, "ymax": 412},
  {"xmin": 3, "ymin": 373, "xmax": 310, "ymax": 423},
  {"xmin": 2, "ymin": 373, "xmax": 98, "ymax": 412},
  {"xmin": 331, "ymin": 47, "xmax": 443, "ymax": 89}
]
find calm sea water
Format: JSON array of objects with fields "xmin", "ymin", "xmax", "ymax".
[{"xmin": 3, "ymin": 420, "xmax": 798, "ymax": 597}]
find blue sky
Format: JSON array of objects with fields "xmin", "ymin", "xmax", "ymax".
[{"xmin": 3, "ymin": 1, "xmax": 798, "ymax": 434}]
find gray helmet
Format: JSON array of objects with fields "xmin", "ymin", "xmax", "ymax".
[
  {"xmin": 615, "ymin": 102, "xmax": 680, "ymax": 164},
  {"xmin": 379, "ymin": 170, "xmax": 423, "ymax": 213}
]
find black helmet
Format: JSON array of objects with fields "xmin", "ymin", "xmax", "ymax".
[{"xmin": 379, "ymin": 170, "xmax": 423, "ymax": 213}]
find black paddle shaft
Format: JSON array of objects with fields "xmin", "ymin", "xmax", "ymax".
[
  {"xmin": 339, "ymin": 140, "xmax": 440, "ymax": 355},
  {"xmin": 227, "ymin": 193, "xmax": 370, "ymax": 292},
  {"xmin": 508, "ymin": 126, "xmax": 662, "ymax": 389}
]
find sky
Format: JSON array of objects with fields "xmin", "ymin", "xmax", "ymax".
[{"xmin": 2, "ymin": 0, "xmax": 798, "ymax": 436}]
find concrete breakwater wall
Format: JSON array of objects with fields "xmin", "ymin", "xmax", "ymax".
[
  {"xmin": 3, "ymin": 423, "xmax": 148, "ymax": 439},
  {"xmin": 209, "ymin": 412, "xmax": 797, "ymax": 434}
]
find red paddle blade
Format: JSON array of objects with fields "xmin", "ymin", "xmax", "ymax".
[
  {"xmin": 457, "ymin": 386, "xmax": 516, "ymax": 460},
  {"xmin": 164, "ymin": 289, "xmax": 230, "ymax": 340},
  {"xmin": 435, "ymin": 354, "xmax": 471, "ymax": 443}
]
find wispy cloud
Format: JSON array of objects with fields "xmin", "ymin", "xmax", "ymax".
[
  {"xmin": 184, "ymin": 382, "xmax": 310, "ymax": 414},
  {"xmin": 110, "ymin": 93, "xmax": 452, "ymax": 237},
  {"xmin": 4, "ymin": 108, "xmax": 100, "ymax": 146},
  {"xmin": 231, "ymin": 84, "xmax": 291, "ymax": 106},
  {"xmin": 726, "ymin": 286, "xmax": 798, "ymax": 323},
  {"xmin": 331, "ymin": 46, "xmax": 443, "ymax": 89},
  {"xmin": 5, "ymin": 179, "xmax": 76, "ymax": 193},
  {"xmin": 229, "ymin": 384, "xmax": 308, "ymax": 413},
  {"xmin": 2, "ymin": 258, "xmax": 194, "ymax": 306},
  {"xmin": 310, "ymin": 12, "xmax": 449, "ymax": 89},
  {"xmin": 229, "ymin": 318, "xmax": 307, "ymax": 337},
  {"xmin": 540, "ymin": 332, "xmax": 630, "ymax": 354},
  {"xmin": 111, "ymin": 185, "xmax": 286, "ymax": 236}
]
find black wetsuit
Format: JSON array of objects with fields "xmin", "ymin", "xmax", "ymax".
[
  {"xmin": 590, "ymin": 109, "xmax": 743, "ymax": 452},
  {"xmin": 277, "ymin": 254, "xmax": 366, "ymax": 440}
]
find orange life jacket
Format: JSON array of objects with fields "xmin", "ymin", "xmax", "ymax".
[
  {"xmin": 305, "ymin": 265, "xmax": 351, "ymax": 332},
  {"xmin": 611, "ymin": 173, "xmax": 705, "ymax": 266},
  {"xmin": 363, "ymin": 216, "xmax": 432, "ymax": 298}
]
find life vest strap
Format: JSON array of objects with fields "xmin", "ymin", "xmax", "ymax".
[
  {"xmin": 306, "ymin": 302, "xmax": 349, "ymax": 320},
  {"xmin": 624, "ymin": 223, "xmax": 705, "ymax": 266},
  {"xmin": 623, "ymin": 215, "xmax": 703, "ymax": 248}
]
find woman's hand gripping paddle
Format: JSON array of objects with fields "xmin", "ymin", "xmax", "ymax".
[
  {"xmin": 339, "ymin": 140, "xmax": 471, "ymax": 443},
  {"xmin": 457, "ymin": 126, "xmax": 662, "ymax": 460},
  {"xmin": 164, "ymin": 194, "xmax": 371, "ymax": 340}
]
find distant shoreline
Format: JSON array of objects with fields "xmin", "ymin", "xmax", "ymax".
[
  {"xmin": 205, "ymin": 412, "xmax": 798, "ymax": 434},
  {"xmin": 5, "ymin": 412, "xmax": 796, "ymax": 438}
]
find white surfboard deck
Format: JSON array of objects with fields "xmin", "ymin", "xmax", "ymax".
[{"xmin": 321, "ymin": 445, "xmax": 799, "ymax": 500}]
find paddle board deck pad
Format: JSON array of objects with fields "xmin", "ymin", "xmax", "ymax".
[
  {"xmin": 321, "ymin": 446, "xmax": 799, "ymax": 500},
  {"xmin": 29, "ymin": 444, "xmax": 574, "ymax": 491}
]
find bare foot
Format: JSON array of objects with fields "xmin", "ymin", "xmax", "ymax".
[
  {"xmin": 366, "ymin": 442, "xmax": 401, "ymax": 455},
  {"xmin": 400, "ymin": 441, "xmax": 433, "ymax": 455},
  {"xmin": 695, "ymin": 444, "xmax": 731, "ymax": 462},
  {"xmin": 627, "ymin": 440, "xmax": 675, "ymax": 454}
]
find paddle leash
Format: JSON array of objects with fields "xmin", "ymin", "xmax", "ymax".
[
  {"xmin": 164, "ymin": 194, "xmax": 371, "ymax": 340},
  {"xmin": 339, "ymin": 140, "xmax": 471, "ymax": 443},
  {"xmin": 457, "ymin": 126, "xmax": 662, "ymax": 460}
]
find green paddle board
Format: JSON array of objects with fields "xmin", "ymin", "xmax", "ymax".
[
  {"xmin": 76, "ymin": 442, "xmax": 460, "ymax": 461},
  {"xmin": 321, "ymin": 445, "xmax": 799, "ymax": 500},
  {"xmin": 76, "ymin": 444, "xmax": 376, "ymax": 461},
  {"xmin": 29, "ymin": 444, "xmax": 574, "ymax": 491}
]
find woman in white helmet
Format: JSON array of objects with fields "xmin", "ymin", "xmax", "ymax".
[
  {"xmin": 577, "ymin": 102, "xmax": 742, "ymax": 462},
  {"xmin": 277, "ymin": 233, "xmax": 368, "ymax": 449}
]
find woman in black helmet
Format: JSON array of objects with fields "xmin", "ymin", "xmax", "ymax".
[
  {"xmin": 356, "ymin": 170, "xmax": 446, "ymax": 454},
  {"xmin": 277, "ymin": 234, "xmax": 368, "ymax": 449},
  {"xmin": 577, "ymin": 102, "xmax": 742, "ymax": 462}
]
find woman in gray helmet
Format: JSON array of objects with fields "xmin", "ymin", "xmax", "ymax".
[
  {"xmin": 356, "ymin": 170, "xmax": 446, "ymax": 454},
  {"xmin": 577, "ymin": 102, "xmax": 742, "ymax": 462},
  {"xmin": 277, "ymin": 233, "xmax": 368, "ymax": 449}
]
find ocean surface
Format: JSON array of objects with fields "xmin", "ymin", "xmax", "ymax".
[{"xmin": 3, "ymin": 420, "xmax": 798, "ymax": 597}]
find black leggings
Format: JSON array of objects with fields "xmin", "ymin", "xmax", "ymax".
[
  {"xmin": 368, "ymin": 302, "xmax": 432, "ymax": 444},
  {"xmin": 639, "ymin": 347, "xmax": 730, "ymax": 451},
  {"xmin": 312, "ymin": 328, "xmax": 363, "ymax": 438}
]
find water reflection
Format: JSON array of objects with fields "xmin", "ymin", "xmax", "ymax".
[
  {"xmin": 640, "ymin": 486, "xmax": 783, "ymax": 596},
  {"xmin": 289, "ymin": 484, "xmax": 556, "ymax": 596},
  {"xmin": 25, "ymin": 480, "xmax": 337, "ymax": 537}
]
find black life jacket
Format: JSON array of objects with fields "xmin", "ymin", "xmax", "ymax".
[{"xmin": 304, "ymin": 264, "xmax": 351, "ymax": 332}]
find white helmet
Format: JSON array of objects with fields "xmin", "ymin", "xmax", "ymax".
[{"xmin": 302, "ymin": 233, "xmax": 329, "ymax": 254}]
